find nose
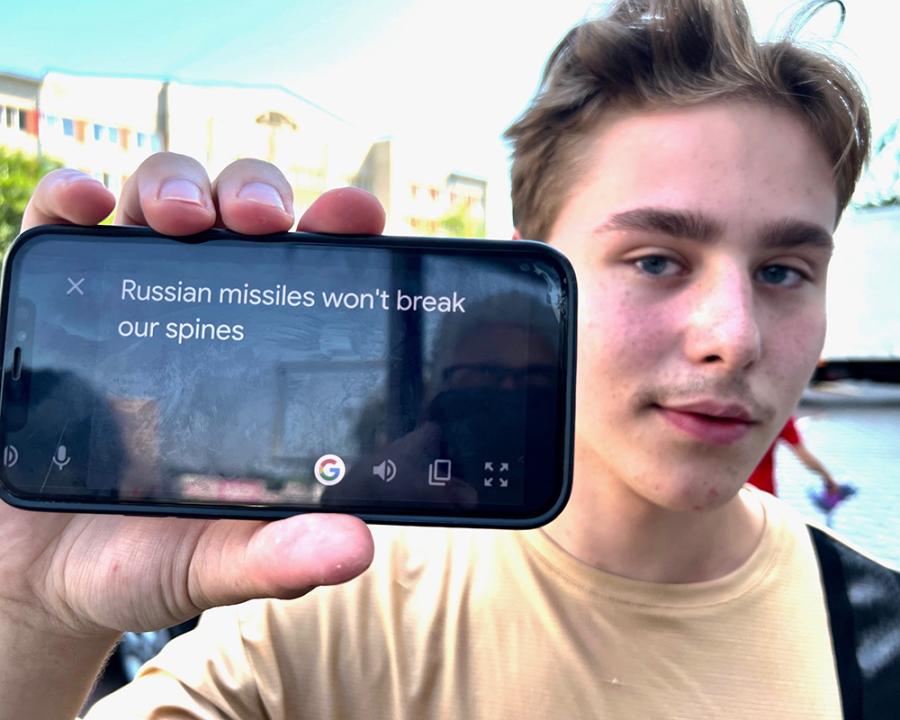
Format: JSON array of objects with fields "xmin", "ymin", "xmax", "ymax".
[{"xmin": 683, "ymin": 262, "xmax": 762, "ymax": 371}]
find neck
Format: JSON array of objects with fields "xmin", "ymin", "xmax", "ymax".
[{"xmin": 544, "ymin": 441, "xmax": 765, "ymax": 584}]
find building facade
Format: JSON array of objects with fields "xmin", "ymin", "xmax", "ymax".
[
  {"xmin": 1, "ymin": 70, "xmax": 489, "ymax": 233},
  {"xmin": 37, "ymin": 72, "xmax": 164, "ymax": 197},
  {"xmin": 0, "ymin": 72, "xmax": 40, "ymax": 157},
  {"xmin": 354, "ymin": 138, "xmax": 486, "ymax": 237}
]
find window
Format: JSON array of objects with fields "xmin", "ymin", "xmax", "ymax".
[
  {"xmin": 93, "ymin": 124, "xmax": 104, "ymax": 141},
  {"xmin": 136, "ymin": 132, "xmax": 146, "ymax": 148},
  {"xmin": 63, "ymin": 118, "xmax": 74, "ymax": 136},
  {"xmin": 108, "ymin": 127, "xmax": 118, "ymax": 143},
  {"xmin": 150, "ymin": 135, "xmax": 161, "ymax": 151},
  {"xmin": 102, "ymin": 172, "xmax": 110, "ymax": 187},
  {"xmin": 22, "ymin": 109, "xmax": 36, "ymax": 134},
  {"xmin": 6, "ymin": 107, "xmax": 17, "ymax": 128}
]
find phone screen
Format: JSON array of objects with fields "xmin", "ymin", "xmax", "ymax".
[{"xmin": 0, "ymin": 226, "xmax": 575, "ymax": 525}]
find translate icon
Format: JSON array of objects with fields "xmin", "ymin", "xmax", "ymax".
[{"xmin": 428, "ymin": 459, "xmax": 452, "ymax": 486}]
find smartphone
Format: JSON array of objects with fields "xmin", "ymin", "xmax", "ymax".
[{"xmin": 0, "ymin": 225, "xmax": 576, "ymax": 527}]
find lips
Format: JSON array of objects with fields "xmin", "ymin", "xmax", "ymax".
[{"xmin": 655, "ymin": 401, "xmax": 755, "ymax": 445}]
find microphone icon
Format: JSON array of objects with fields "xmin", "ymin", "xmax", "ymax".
[{"xmin": 52, "ymin": 444, "xmax": 71, "ymax": 470}]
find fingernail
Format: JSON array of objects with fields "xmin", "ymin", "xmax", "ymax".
[
  {"xmin": 158, "ymin": 178, "xmax": 203, "ymax": 205},
  {"xmin": 238, "ymin": 182, "xmax": 286, "ymax": 212},
  {"xmin": 61, "ymin": 171, "xmax": 105, "ymax": 188}
]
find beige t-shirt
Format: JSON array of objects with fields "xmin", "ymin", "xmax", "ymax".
[{"xmin": 86, "ymin": 489, "xmax": 843, "ymax": 719}]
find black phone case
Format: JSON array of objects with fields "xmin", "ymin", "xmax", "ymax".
[{"xmin": 0, "ymin": 224, "xmax": 577, "ymax": 528}]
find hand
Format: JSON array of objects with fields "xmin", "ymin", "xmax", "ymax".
[{"xmin": 1, "ymin": 153, "xmax": 383, "ymax": 640}]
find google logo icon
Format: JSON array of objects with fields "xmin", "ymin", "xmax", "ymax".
[{"xmin": 314, "ymin": 454, "xmax": 346, "ymax": 486}]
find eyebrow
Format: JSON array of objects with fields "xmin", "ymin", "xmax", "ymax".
[
  {"xmin": 758, "ymin": 218, "xmax": 834, "ymax": 254},
  {"xmin": 596, "ymin": 207, "xmax": 833, "ymax": 253},
  {"xmin": 597, "ymin": 208, "xmax": 722, "ymax": 240}
]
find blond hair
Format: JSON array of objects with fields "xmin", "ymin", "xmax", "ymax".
[{"xmin": 505, "ymin": 0, "xmax": 870, "ymax": 240}]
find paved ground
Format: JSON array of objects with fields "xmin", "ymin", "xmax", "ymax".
[{"xmin": 780, "ymin": 381, "xmax": 900, "ymax": 568}]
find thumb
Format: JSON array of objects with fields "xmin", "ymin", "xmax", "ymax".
[{"xmin": 187, "ymin": 514, "xmax": 374, "ymax": 609}]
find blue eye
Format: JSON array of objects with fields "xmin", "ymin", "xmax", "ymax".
[
  {"xmin": 636, "ymin": 256, "xmax": 678, "ymax": 276},
  {"xmin": 758, "ymin": 265, "xmax": 806, "ymax": 286}
]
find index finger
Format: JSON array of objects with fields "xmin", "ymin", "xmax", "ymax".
[{"xmin": 20, "ymin": 169, "xmax": 117, "ymax": 232}]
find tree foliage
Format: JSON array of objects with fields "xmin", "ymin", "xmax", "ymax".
[
  {"xmin": 0, "ymin": 148, "xmax": 62, "ymax": 256},
  {"xmin": 438, "ymin": 201, "xmax": 486, "ymax": 238}
]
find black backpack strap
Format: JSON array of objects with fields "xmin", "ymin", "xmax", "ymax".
[{"xmin": 809, "ymin": 525, "xmax": 900, "ymax": 719}]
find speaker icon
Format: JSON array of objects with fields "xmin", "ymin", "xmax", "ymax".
[
  {"xmin": 3, "ymin": 445, "xmax": 18, "ymax": 468},
  {"xmin": 372, "ymin": 459, "xmax": 397, "ymax": 482}
]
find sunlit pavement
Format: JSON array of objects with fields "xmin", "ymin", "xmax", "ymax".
[{"xmin": 780, "ymin": 381, "xmax": 900, "ymax": 569}]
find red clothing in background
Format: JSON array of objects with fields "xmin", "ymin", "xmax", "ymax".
[{"xmin": 748, "ymin": 417, "xmax": 800, "ymax": 495}]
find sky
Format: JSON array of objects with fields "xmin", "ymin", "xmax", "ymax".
[{"xmin": 3, "ymin": 0, "xmax": 897, "ymax": 234}]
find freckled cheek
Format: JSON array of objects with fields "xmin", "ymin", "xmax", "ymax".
[
  {"xmin": 577, "ymin": 291, "xmax": 669, "ymax": 392},
  {"xmin": 765, "ymin": 310, "xmax": 826, "ymax": 386}
]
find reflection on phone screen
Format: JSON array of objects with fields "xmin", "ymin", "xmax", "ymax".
[{"xmin": 1, "ymin": 230, "xmax": 573, "ymax": 522}]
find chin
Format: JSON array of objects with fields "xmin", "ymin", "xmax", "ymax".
[{"xmin": 633, "ymin": 470, "xmax": 745, "ymax": 513}]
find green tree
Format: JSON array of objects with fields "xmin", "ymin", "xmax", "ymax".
[
  {"xmin": 0, "ymin": 148, "xmax": 63, "ymax": 256},
  {"xmin": 438, "ymin": 201, "xmax": 486, "ymax": 238}
]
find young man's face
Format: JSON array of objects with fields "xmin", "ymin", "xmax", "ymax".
[{"xmin": 548, "ymin": 101, "xmax": 838, "ymax": 512}]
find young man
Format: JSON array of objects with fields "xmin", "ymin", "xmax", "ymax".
[{"xmin": 1, "ymin": 1, "xmax": 897, "ymax": 718}]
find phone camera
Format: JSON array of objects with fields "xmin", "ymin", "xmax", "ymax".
[{"xmin": 15, "ymin": 331, "xmax": 27, "ymax": 342}]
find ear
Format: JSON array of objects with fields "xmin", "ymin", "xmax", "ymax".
[{"xmin": 512, "ymin": 228, "xmax": 522, "ymax": 240}]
